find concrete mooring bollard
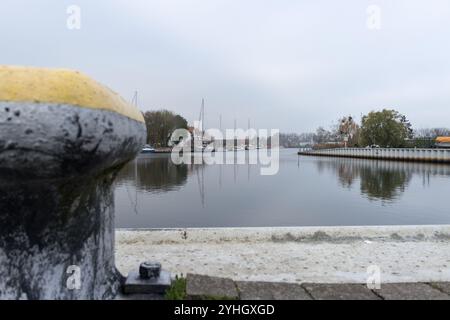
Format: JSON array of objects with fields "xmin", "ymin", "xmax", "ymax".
[{"xmin": 0, "ymin": 66, "xmax": 146, "ymax": 299}]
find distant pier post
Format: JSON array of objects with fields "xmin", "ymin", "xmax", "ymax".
[{"xmin": 0, "ymin": 66, "xmax": 146, "ymax": 299}]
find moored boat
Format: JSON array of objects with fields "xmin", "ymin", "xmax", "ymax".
[{"xmin": 141, "ymin": 145, "xmax": 156, "ymax": 154}]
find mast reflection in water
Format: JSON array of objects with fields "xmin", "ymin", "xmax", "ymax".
[{"xmin": 114, "ymin": 150, "xmax": 450, "ymax": 228}]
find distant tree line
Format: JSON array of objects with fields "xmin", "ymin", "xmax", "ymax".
[
  {"xmin": 281, "ymin": 109, "xmax": 449, "ymax": 149},
  {"xmin": 414, "ymin": 128, "xmax": 450, "ymax": 138},
  {"xmin": 279, "ymin": 133, "xmax": 315, "ymax": 148},
  {"xmin": 141, "ymin": 108, "xmax": 448, "ymax": 149}
]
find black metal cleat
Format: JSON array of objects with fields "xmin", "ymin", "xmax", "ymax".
[
  {"xmin": 123, "ymin": 262, "xmax": 171, "ymax": 295},
  {"xmin": 139, "ymin": 261, "xmax": 162, "ymax": 279}
]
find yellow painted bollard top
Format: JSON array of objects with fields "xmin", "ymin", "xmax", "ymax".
[{"xmin": 0, "ymin": 65, "xmax": 144, "ymax": 123}]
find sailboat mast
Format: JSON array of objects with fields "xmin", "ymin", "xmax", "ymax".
[
  {"xmin": 132, "ymin": 91, "xmax": 138, "ymax": 107},
  {"xmin": 201, "ymin": 98, "xmax": 205, "ymax": 134}
]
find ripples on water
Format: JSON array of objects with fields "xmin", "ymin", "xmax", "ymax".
[{"xmin": 114, "ymin": 149, "xmax": 450, "ymax": 228}]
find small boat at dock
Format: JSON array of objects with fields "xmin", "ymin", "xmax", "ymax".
[{"xmin": 141, "ymin": 145, "xmax": 156, "ymax": 154}]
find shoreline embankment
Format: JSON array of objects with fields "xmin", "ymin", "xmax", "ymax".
[{"xmin": 298, "ymin": 148, "xmax": 450, "ymax": 163}]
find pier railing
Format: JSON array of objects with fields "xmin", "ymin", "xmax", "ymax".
[{"xmin": 299, "ymin": 148, "xmax": 450, "ymax": 163}]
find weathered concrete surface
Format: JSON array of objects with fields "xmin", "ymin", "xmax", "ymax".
[
  {"xmin": 0, "ymin": 176, "xmax": 122, "ymax": 300},
  {"xmin": 116, "ymin": 226, "xmax": 450, "ymax": 284},
  {"xmin": 373, "ymin": 283, "xmax": 450, "ymax": 300},
  {"xmin": 186, "ymin": 274, "xmax": 239, "ymax": 299},
  {"xmin": 429, "ymin": 282, "xmax": 450, "ymax": 295},
  {"xmin": 0, "ymin": 66, "xmax": 146, "ymax": 300},
  {"xmin": 184, "ymin": 275, "xmax": 450, "ymax": 300},
  {"xmin": 0, "ymin": 102, "xmax": 146, "ymax": 180},
  {"xmin": 302, "ymin": 283, "xmax": 380, "ymax": 300},
  {"xmin": 236, "ymin": 281, "xmax": 311, "ymax": 300}
]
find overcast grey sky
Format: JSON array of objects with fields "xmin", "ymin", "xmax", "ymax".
[{"xmin": 1, "ymin": 0, "xmax": 449, "ymax": 132}]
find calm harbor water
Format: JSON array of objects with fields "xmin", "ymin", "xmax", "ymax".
[{"xmin": 114, "ymin": 149, "xmax": 450, "ymax": 228}]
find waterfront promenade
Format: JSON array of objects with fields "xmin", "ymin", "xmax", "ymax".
[{"xmin": 299, "ymin": 148, "xmax": 450, "ymax": 163}]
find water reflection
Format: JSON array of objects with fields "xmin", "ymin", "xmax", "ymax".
[
  {"xmin": 114, "ymin": 150, "xmax": 450, "ymax": 228},
  {"xmin": 314, "ymin": 157, "xmax": 450, "ymax": 202},
  {"xmin": 116, "ymin": 155, "xmax": 190, "ymax": 193},
  {"xmin": 315, "ymin": 158, "xmax": 411, "ymax": 201},
  {"xmin": 360, "ymin": 167, "xmax": 410, "ymax": 201}
]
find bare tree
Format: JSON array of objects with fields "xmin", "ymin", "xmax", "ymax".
[{"xmin": 338, "ymin": 116, "xmax": 360, "ymax": 147}]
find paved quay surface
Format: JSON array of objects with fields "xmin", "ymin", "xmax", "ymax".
[
  {"xmin": 116, "ymin": 225, "xmax": 450, "ymax": 284},
  {"xmin": 185, "ymin": 274, "xmax": 450, "ymax": 300},
  {"xmin": 117, "ymin": 274, "xmax": 450, "ymax": 300}
]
